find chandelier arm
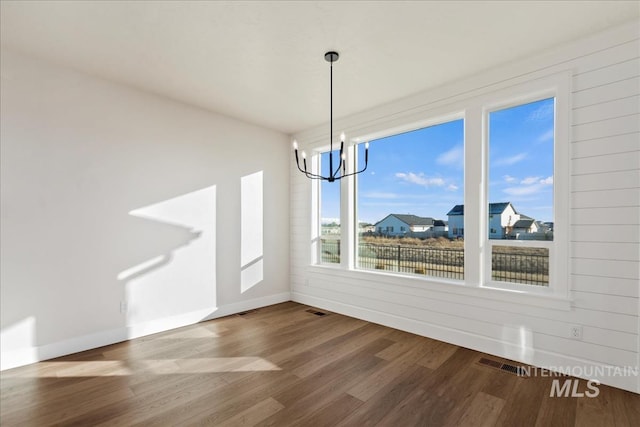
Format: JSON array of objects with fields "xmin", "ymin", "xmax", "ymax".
[
  {"xmin": 331, "ymin": 141, "xmax": 344, "ymax": 179},
  {"xmin": 294, "ymin": 158, "xmax": 307, "ymax": 174},
  {"xmin": 294, "ymin": 152, "xmax": 326, "ymax": 179},
  {"xmin": 338, "ymin": 159, "xmax": 369, "ymax": 178},
  {"xmin": 293, "ymin": 51, "xmax": 369, "ymax": 182},
  {"xmin": 306, "ymin": 173, "xmax": 332, "ymax": 180},
  {"xmin": 300, "ymin": 165, "xmax": 328, "ymax": 180}
]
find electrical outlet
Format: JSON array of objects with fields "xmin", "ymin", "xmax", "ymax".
[
  {"xmin": 120, "ymin": 301, "xmax": 128, "ymax": 314},
  {"xmin": 570, "ymin": 325, "xmax": 582, "ymax": 340}
]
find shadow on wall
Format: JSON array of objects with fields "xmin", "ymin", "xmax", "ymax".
[
  {"xmin": 2, "ymin": 171, "xmax": 270, "ymax": 369},
  {"xmin": 0, "ymin": 184, "xmax": 217, "ymax": 370},
  {"xmin": 122, "ymin": 185, "xmax": 217, "ymax": 332}
]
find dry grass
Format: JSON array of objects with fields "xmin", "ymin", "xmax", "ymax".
[{"xmin": 360, "ymin": 235, "xmax": 463, "ymax": 249}]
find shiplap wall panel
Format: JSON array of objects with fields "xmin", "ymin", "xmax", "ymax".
[
  {"xmin": 571, "ymin": 188, "xmax": 639, "ymax": 207},
  {"xmin": 573, "ymin": 77, "xmax": 639, "ymax": 109},
  {"xmin": 572, "ymin": 114, "xmax": 640, "ymax": 142},
  {"xmin": 571, "ymin": 291, "xmax": 638, "ymax": 317},
  {"xmin": 572, "ymin": 259, "xmax": 639, "ymax": 280},
  {"xmin": 572, "ymin": 171, "xmax": 639, "ymax": 193},
  {"xmin": 291, "ymin": 22, "xmax": 640, "ymax": 393},
  {"xmin": 532, "ymin": 333, "xmax": 637, "ymax": 368},
  {"xmin": 572, "ymin": 225, "xmax": 639, "ymax": 243},
  {"xmin": 582, "ymin": 327, "xmax": 638, "ymax": 353},
  {"xmin": 572, "ymin": 151, "xmax": 639, "ymax": 175},
  {"xmin": 571, "ymin": 242, "xmax": 640, "ymax": 261},
  {"xmin": 307, "ymin": 275, "xmax": 638, "ymax": 353},
  {"xmin": 572, "ymin": 274, "xmax": 639, "ymax": 297},
  {"xmin": 572, "ymin": 206, "xmax": 639, "ymax": 224},
  {"xmin": 573, "ymin": 57, "xmax": 640, "ymax": 90},
  {"xmin": 572, "ymin": 133, "xmax": 639, "ymax": 158},
  {"xmin": 572, "ymin": 95, "xmax": 640, "ymax": 125}
]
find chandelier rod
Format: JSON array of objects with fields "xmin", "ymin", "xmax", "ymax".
[{"xmin": 292, "ymin": 51, "xmax": 369, "ymax": 182}]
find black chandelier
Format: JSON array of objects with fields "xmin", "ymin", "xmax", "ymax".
[{"xmin": 293, "ymin": 51, "xmax": 369, "ymax": 182}]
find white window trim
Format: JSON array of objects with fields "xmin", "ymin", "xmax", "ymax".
[
  {"xmin": 306, "ymin": 70, "xmax": 571, "ymax": 305},
  {"xmin": 478, "ymin": 72, "xmax": 571, "ymax": 300}
]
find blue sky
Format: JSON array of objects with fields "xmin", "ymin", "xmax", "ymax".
[{"xmin": 321, "ymin": 97, "xmax": 554, "ymax": 225}]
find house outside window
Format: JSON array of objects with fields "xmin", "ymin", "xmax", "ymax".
[
  {"xmin": 310, "ymin": 71, "xmax": 568, "ymax": 300},
  {"xmin": 356, "ymin": 119, "xmax": 464, "ymax": 280},
  {"xmin": 485, "ymin": 93, "xmax": 566, "ymax": 290}
]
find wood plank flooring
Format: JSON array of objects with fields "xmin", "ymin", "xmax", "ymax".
[{"xmin": 1, "ymin": 302, "xmax": 638, "ymax": 426}]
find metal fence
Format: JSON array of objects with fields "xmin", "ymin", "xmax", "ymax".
[
  {"xmin": 321, "ymin": 239, "xmax": 340, "ymax": 264},
  {"xmin": 321, "ymin": 239, "xmax": 549, "ymax": 286},
  {"xmin": 358, "ymin": 243, "xmax": 464, "ymax": 280},
  {"xmin": 491, "ymin": 248, "xmax": 548, "ymax": 286}
]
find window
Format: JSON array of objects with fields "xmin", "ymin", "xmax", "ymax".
[
  {"xmin": 307, "ymin": 71, "xmax": 568, "ymax": 300},
  {"xmin": 356, "ymin": 119, "xmax": 464, "ymax": 280},
  {"xmin": 319, "ymin": 151, "xmax": 341, "ymax": 264},
  {"xmin": 487, "ymin": 97, "xmax": 555, "ymax": 286}
]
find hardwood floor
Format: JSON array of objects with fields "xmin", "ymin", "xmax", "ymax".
[{"xmin": 1, "ymin": 302, "xmax": 638, "ymax": 426}]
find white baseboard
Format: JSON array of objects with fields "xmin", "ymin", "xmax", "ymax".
[
  {"xmin": 200, "ymin": 292, "xmax": 291, "ymax": 322},
  {"xmin": 292, "ymin": 291, "xmax": 639, "ymax": 394},
  {"xmin": 1, "ymin": 292, "xmax": 291, "ymax": 371}
]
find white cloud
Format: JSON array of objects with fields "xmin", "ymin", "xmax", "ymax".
[
  {"xmin": 395, "ymin": 172, "xmax": 445, "ymax": 188},
  {"xmin": 503, "ymin": 175, "xmax": 516, "ymax": 183},
  {"xmin": 446, "ymin": 184, "xmax": 459, "ymax": 191},
  {"xmin": 494, "ymin": 152, "xmax": 527, "ymax": 166},
  {"xmin": 540, "ymin": 176, "xmax": 553, "ymax": 185},
  {"xmin": 504, "ymin": 176, "xmax": 552, "ymax": 196},
  {"xmin": 503, "ymin": 185, "xmax": 543, "ymax": 196},
  {"xmin": 361, "ymin": 192, "xmax": 399, "ymax": 199},
  {"xmin": 537, "ymin": 129, "xmax": 554, "ymax": 143},
  {"xmin": 521, "ymin": 176, "xmax": 541, "ymax": 185},
  {"xmin": 528, "ymin": 102, "xmax": 554, "ymax": 121},
  {"xmin": 436, "ymin": 145, "xmax": 464, "ymax": 167}
]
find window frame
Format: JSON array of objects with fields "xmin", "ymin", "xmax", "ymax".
[
  {"xmin": 305, "ymin": 70, "xmax": 570, "ymax": 304},
  {"xmin": 479, "ymin": 75, "xmax": 570, "ymax": 299},
  {"xmin": 315, "ymin": 148, "xmax": 343, "ymax": 267},
  {"xmin": 351, "ymin": 113, "xmax": 466, "ymax": 281}
]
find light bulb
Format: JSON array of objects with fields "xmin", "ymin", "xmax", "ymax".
[
  {"xmin": 365, "ymin": 142, "xmax": 370, "ymax": 149},
  {"xmin": 341, "ymin": 152, "xmax": 346, "ymax": 160},
  {"xmin": 340, "ymin": 132, "xmax": 345, "ymax": 142},
  {"xmin": 293, "ymin": 140, "xmax": 298, "ymax": 150},
  {"xmin": 301, "ymin": 151, "xmax": 306, "ymax": 159}
]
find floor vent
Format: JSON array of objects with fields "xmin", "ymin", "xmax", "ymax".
[
  {"xmin": 478, "ymin": 357, "xmax": 528, "ymax": 377},
  {"xmin": 237, "ymin": 309, "xmax": 258, "ymax": 316},
  {"xmin": 306, "ymin": 309, "xmax": 328, "ymax": 316}
]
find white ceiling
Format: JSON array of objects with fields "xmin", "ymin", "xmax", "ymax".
[{"xmin": 1, "ymin": 1, "xmax": 638, "ymax": 134}]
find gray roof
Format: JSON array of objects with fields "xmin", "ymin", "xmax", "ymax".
[
  {"xmin": 447, "ymin": 202, "xmax": 516, "ymax": 216},
  {"xmin": 375, "ymin": 214, "xmax": 435, "ymax": 227},
  {"xmin": 513, "ymin": 219, "xmax": 535, "ymax": 229}
]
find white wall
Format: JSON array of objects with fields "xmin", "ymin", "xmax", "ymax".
[
  {"xmin": 291, "ymin": 22, "xmax": 639, "ymax": 393},
  {"xmin": 0, "ymin": 49, "xmax": 290, "ymax": 370}
]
